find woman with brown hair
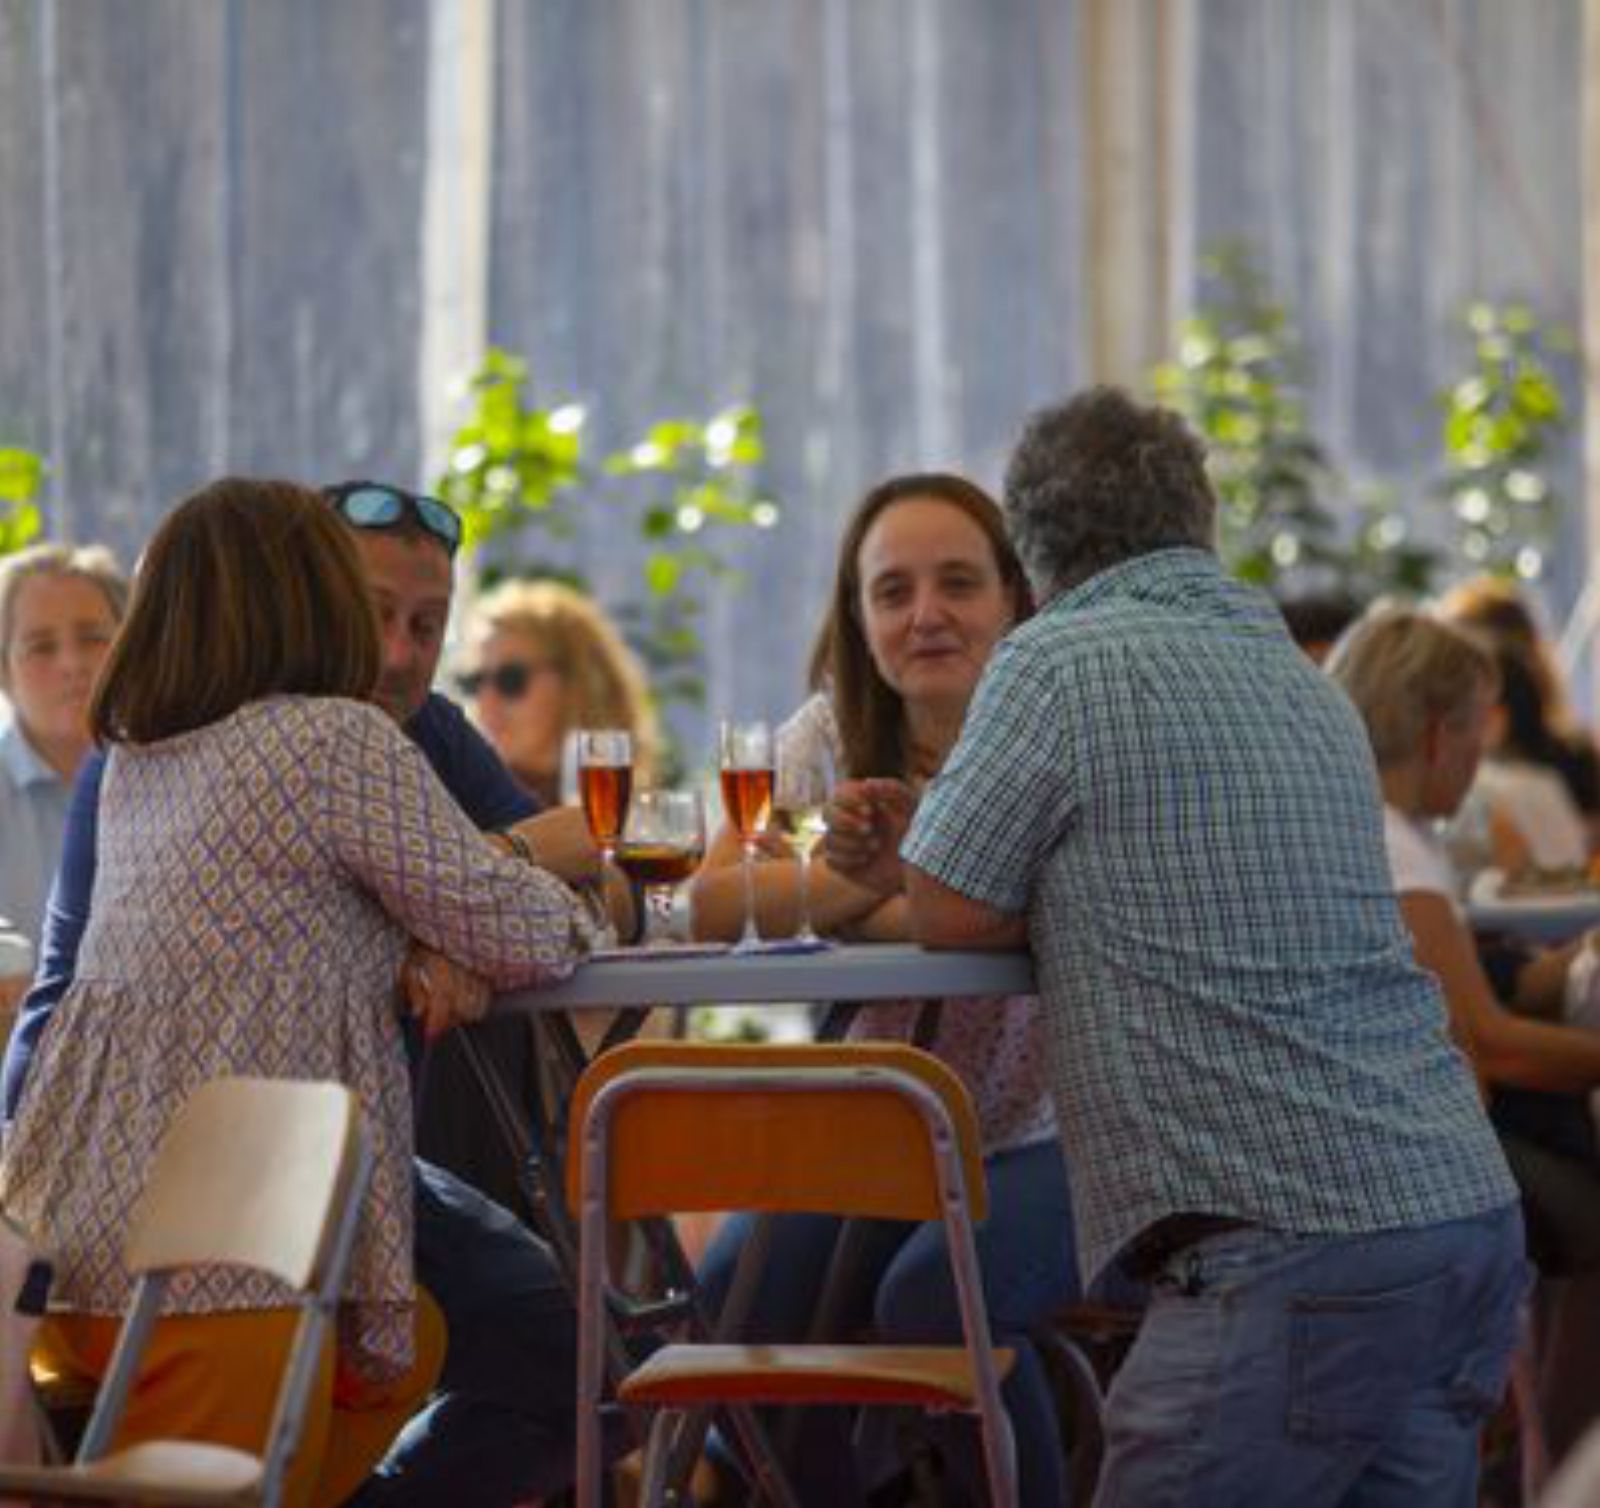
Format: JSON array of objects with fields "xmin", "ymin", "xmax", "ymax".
[
  {"xmin": 0, "ymin": 478, "xmax": 595, "ymax": 1508},
  {"xmin": 1439, "ymin": 575, "xmax": 1600, "ymax": 861},
  {"xmin": 691, "ymin": 473, "xmax": 1081, "ymax": 1506}
]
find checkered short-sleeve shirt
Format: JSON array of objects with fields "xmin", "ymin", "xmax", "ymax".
[{"xmin": 904, "ymin": 549, "xmax": 1516, "ymax": 1287}]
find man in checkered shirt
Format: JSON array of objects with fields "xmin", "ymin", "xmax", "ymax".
[{"xmin": 829, "ymin": 387, "xmax": 1525, "ymax": 1505}]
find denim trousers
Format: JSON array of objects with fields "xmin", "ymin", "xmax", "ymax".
[
  {"xmin": 1095, "ymin": 1202, "xmax": 1529, "ymax": 1508},
  {"xmin": 349, "ymin": 1158, "xmax": 582, "ymax": 1507},
  {"xmin": 698, "ymin": 1136, "xmax": 1081, "ymax": 1506}
]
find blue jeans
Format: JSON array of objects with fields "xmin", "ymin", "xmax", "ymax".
[
  {"xmin": 349, "ymin": 1159, "xmax": 582, "ymax": 1507},
  {"xmin": 1096, "ymin": 1203, "xmax": 1529, "ymax": 1508},
  {"xmin": 699, "ymin": 1137, "xmax": 1081, "ymax": 1506}
]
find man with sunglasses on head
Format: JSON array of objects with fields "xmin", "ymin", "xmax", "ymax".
[{"xmin": 2, "ymin": 479, "xmax": 624, "ymax": 1508}]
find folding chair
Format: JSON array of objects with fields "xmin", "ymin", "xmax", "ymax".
[
  {"xmin": 0, "ymin": 1075, "xmax": 372, "ymax": 1506},
  {"xmin": 568, "ymin": 1039, "xmax": 1019, "ymax": 1508}
]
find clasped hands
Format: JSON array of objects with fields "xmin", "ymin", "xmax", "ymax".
[{"xmin": 823, "ymin": 777, "xmax": 918, "ymax": 897}]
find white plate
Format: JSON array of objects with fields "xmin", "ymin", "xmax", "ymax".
[{"xmin": 1468, "ymin": 869, "xmax": 1600, "ymax": 908}]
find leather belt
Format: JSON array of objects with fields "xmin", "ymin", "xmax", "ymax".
[{"xmin": 1124, "ymin": 1213, "xmax": 1254, "ymax": 1281}]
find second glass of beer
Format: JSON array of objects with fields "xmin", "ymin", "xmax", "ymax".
[
  {"xmin": 719, "ymin": 719, "xmax": 775, "ymax": 952},
  {"xmin": 576, "ymin": 729, "xmax": 633, "ymax": 944}
]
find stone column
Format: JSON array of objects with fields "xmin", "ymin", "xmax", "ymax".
[
  {"xmin": 1080, "ymin": 0, "xmax": 1190, "ymax": 388},
  {"xmin": 418, "ymin": 0, "xmax": 496, "ymax": 487}
]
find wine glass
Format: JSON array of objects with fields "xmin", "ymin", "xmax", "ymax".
[
  {"xmin": 615, "ymin": 790, "xmax": 707, "ymax": 948},
  {"xmin": 776, "ymin": 744, "xmax": 837, "ymax": 946},
  {"xmin": 576, "ymin": 730, "xmax": 633, "ymax": 945},
  {"xmin": 718, "ymin": 720, "xmax": 775, "ymax": 952}
]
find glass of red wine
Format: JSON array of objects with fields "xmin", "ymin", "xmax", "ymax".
[
  {"xmin": 615, "ymin": 790, "xmax": 707, "ymax": 947},
  {"xmin": 719, "ymin": 719, "xmax": 775, "ymax": 953}
]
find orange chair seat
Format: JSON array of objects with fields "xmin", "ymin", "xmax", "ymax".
[{"xmin": 618, "ymin": 1342, "xmax": 1016, "ymax": 1410}]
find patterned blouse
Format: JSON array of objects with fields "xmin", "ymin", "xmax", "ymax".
[
  {"xmin": 0, "ymin": 696, "xmax": 593, "ymax": 1379},
  {"xmin": 778, "ymin": 694, "xmax": 1055, "ymax": 1152}
]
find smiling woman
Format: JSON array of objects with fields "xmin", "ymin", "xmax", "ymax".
[
  {"xmin": 687, "ymin": 474, "xmax": 1085, "ymax": 1505},
  {"xmin": 0, "ymin": 543, "xmax": 127, "ymax": 944}
]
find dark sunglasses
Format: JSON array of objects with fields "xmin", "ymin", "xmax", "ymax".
[
  {"xmin": 323, "ymin": 481, "xmax": 462, "ymax": 557},
  {"xmin": 458, "ymin": 661, "xmax": 553, "ymax": 700}
]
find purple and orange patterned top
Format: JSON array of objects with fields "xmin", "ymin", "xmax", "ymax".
[{"xmin": 0, "ymin": 696, "xmax": 592, "ymax": 1379}]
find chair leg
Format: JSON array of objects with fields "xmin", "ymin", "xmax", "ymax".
[
  {"xmin": 977, "ymin": 1404, "xmax": 1018, "ymax": 1508},
  {"xmin": 1514, "ymin": 1330, "xmax": 1550, "ymax": 1502},
  {"xmin": 637, "ymin": 1411, "xmax": 677, "ymax": 1507},
  {"xmin": 1033, "ymin": 1325, "xmax": 1111, "ymax": 1506}
]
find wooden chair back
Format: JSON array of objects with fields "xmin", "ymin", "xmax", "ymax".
[
  {"xmin": 126, "ymin": 1077, "xmax": 361, "ymax": 1287},
  {"xmin": 565, "ymin": 1038, "xmax": 988, "ymax": 1223}
]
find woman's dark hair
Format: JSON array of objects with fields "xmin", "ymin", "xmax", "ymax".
[
  {"xmin": 806, "ymin": 472, "xmax": 1033, "ymax": 778},
  {"xmin": 92, "ymin": 477, "xmax": 379, "ymax": 744},
  {"xmin": 1497, "ymin": 645, "xmax": 1566, "ymax": 766}
]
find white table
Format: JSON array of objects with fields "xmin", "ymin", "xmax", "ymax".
[{"xmin": 497, "ymin": 941, "xmax": 1036, "ymax": 1013}]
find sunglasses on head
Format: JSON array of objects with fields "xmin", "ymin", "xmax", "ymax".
[
  {"xmin": 323, "ymin": 481, "xmax": 462, "ymax": 557},
  {"xmin": 458, "ymin": 661, "xmax": 552, "ymax": 700}
]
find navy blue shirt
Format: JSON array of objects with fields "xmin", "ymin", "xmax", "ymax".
[{"xmin": 1, "ymin": 692, "xmax": 536, "ymax": 1120}]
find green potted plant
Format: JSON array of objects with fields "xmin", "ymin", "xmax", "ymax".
[
  {"xmin": 1435, "ymin": 301, "xmax": 1572, "ymax": 582},
  {"xmin": 438, "ymin": 349, "xmax": 779, "ymax": 763},
  {"xmin": 1152, "ymin": 244, "xmax": 1437, "ymax": 602}
]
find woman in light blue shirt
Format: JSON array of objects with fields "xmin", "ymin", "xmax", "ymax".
[{"xmin": 0, "ymin": 543, "xmax": 126, "ymax": 948}]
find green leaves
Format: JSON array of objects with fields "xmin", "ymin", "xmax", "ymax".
[
  {"xmin": 1436, "ymin": 302, "xmax": 1570, "ymax": 580},
  {"xmin": 1154, "ymin": 245, "xmax": 1500, "ymax": 602},
  {"xmin": 439, "ymin": 353, "xmax": 585, "ymax": 548},
  {"xmin": 437, "ymin": 350, "xmax": 779, "ymax": 765},
  {"xmin": 1151, "ymin": 246, "xmax": 1351, "ymax": 594},
  {"xmin": 0, "ymin": 446, "xmax": 45, "ymax": 555}
]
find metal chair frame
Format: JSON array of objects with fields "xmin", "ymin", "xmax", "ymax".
[
  {"xmin": 0, "ymin": 1076, "xmax": 372, "ymax": 1506},
  {"xmin": 569, "ymin": 1041, "xmax": 1019, "ymax": 1508}
]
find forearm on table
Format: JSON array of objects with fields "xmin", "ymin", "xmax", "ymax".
[
  {"xmin": 904, "ymin": 866, "xmax": 1028, "ymax": 950},
  {"xmin": 1404, "ymin": 892, "xmax": 1600, "ymax": 1091},
  {"xmin": 487, "ymin": 823, "xmax": 632, "ymax": 944},
  {"xmin": 837, "ymin": 894, "xmax": 911, "ymax": 942},
  {"xmin": 691, "ymin": 830, "xmax": 883, "ymax": 941}
]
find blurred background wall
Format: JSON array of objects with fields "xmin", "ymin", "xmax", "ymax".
[{"xmin": 0, "ymin": 0, "xmax": 1586, "ymax": 755}]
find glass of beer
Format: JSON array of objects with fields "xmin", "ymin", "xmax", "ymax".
[
  {"xmin": 616, "ymin": 790, "xmax": 707, "ymax": 947},
  {"xmin": 576, "ymin": 729, "xmax": 633, "ymax": 945},
  {"xmin": 719, "ymin": 719, "xmax": 775, "ymax": 952}
]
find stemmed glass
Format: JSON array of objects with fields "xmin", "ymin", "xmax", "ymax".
[
  {"xmin": 776, "ymin": 745, "xmax": 837, "ymax": 946},
  {"xmin": 719, "ymin": 720, "xmax": 775, "ymax": 953},
  {"xmin": 576, "ymin": 730, "xmax": 633, "ymax": 944},
  {"xmin": 615, "ymin": 790, "xmax": 707, "ymax": 948}
]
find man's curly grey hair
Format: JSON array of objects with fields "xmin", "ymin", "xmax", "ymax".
[{"xmin": 1002, "ymin": 386, "xmax": 1217, "ymax": 595}]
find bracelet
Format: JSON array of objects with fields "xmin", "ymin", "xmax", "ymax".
[{"xmin": 501, "ymin": 830, "xmax": 536, "ymax": 865}]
